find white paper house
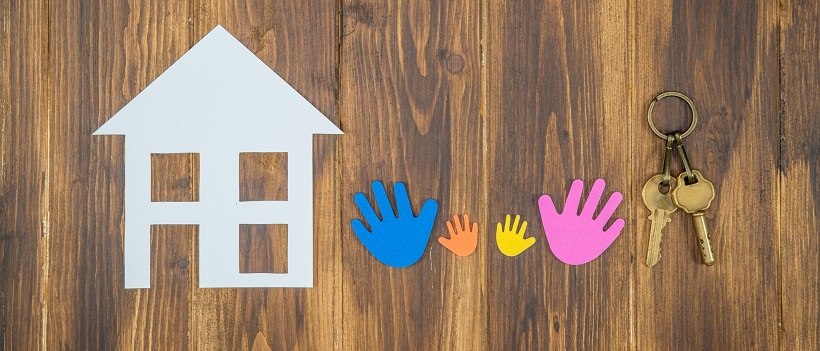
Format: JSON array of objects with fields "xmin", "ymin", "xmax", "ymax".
[{"xmin": 94, "ymin": 25, "xmax": 342, "ymax": 288}]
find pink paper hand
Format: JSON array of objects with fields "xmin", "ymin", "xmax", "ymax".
[{"xmin": 538, "ymin": 179, "xmax": 625, "ymax": 265}]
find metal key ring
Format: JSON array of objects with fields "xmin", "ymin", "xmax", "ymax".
[{"xmin": 647, "ymin": 91, "xmax": 698, "ymax": 140}]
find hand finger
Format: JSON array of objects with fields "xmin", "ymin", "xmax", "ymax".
[
  {"xmin": 354, "ymin": 192, "xmax": 380, "ymax": 228},
  {"xmin": 352, "ymin": 219, "xmax": 375, "ymax": 248},
  {"xmin": 518, "ymin": 220, "xmax": 528, "ymax": 236},
  {"xmin": 496, "ymin": 224, "xmax": 509, "ymax": 255},
  {"xmin": 446, "ymin": 220, "xmax": 456, "ymax": 237},
  {"xmin": 580, "ymin": 178, "xmax": 606, "ymax": 218},
  {"xmin": 563, "ymin": 179, "xmax": 585, "ymax": 215},
  {"xmin": 372, "ymin": 180, "xmax": 395, "ymax": 219},
  {"xmin": 417, "ymin": 198, "xmax": 439, "ymax": 225},
  {"xmin": 453, "ymin": 215, "xmax": 463, "ymax": 233},
  {"xmin": 393, "ymin": 182, "xmax": 414, "ymax": 217},
  {"xmin": 512, "ymin": 215, "xmax": 521, "ymax": 232},
  {"xmin": 595, "ymin": 191, "xmax": 624, "ymax": 224},
  {"xmin": 538, "ymin": 194, "xmax": 559, "ymax": 223},
  {"xmin": 471, "ymin": 222, "xmax": 478, "ymax": 235},
  {"xmin": 504, "ymin": 214, "xmax": 511, "ymax": 232},
  {"xmin": 463, "ymin": 214, "xmax": 471, "ymax": 232}
]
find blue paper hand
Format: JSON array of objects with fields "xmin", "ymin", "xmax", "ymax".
[{"xmin": 351, "ymin": 180, "xmax": 439, "ymax": 268}]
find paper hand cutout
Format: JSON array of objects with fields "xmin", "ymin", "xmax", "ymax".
[
  {"xmin": 538, "ymin": 178, "xmax": 625, "ymax": 265},
  {"xmin": 352, "ymin": 180, "xmax": 439, "ymax": 268},
  {"xmin": 439, "ymin": 214, "xmax": 478, "ymax": 257},
  {"xmin": 495, "ymin": 214, "xmax": 536, "ymax": 256}
]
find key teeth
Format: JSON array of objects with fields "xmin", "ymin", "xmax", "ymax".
[
  {"xmin": 655, "ymin": 236, "xmax": 663, "ymax": 266},
  {"xmin": 645, "ymin": 206, "xmax": 672, "ymax": 268},
  {"xmin": 647, "ymin": 251, "xmax": 661, "ymax": 267},
  {"xmin": 646, "ymin": 236, "xmax": 662, "ymax": 268}
]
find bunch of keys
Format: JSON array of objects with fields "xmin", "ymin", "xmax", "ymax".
[{"xmin": 642, "ymin": 92, "xmax": 716, "ymax": 267}]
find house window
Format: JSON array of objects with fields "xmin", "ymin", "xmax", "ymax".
[
  {"xmin": 239, "ymin": 224, "xmax": 288, "ymax": 273},
  {"xmin": 151, "ymin": 153, "xmax": 200, "ymax": 202},
  {"xmin": 150, "ymin": 224, "xmax": 195, "ymax": 279},
  {"xmin": 239, "ymin": 152, "xmax": 288, "ymax": 201}
]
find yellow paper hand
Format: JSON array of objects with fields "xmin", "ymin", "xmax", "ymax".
[{"xmin": 495, "ymin": 214, "xmax": 535, "ymax": 257}]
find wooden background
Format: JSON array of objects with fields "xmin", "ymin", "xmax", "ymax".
[{"xmin": 0, "ymin": 0, "xmax": 817, "ymax": 349}]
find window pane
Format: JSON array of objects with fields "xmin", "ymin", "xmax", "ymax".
[
  {"xmin": 151, "ymin": 153, "xmax": 199, "ymax": 202},
  {"xmin": 239, "ymin": 224, "xmax": 288, "ymax": 273},
  {"xmin": 239, "ymin": 152, "xmax": 287, "ymax": 201}
]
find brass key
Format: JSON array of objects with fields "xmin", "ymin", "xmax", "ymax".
[
  {"xmin": 642, "ymin": 174, "xmax": 678, "ymax": 267},
  {"xmin": 671, "ymin": 170, "xmax": 716, "ymax": 265}
]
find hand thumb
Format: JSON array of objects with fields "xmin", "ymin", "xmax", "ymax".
[
  {"xmin": 438, "ymin": 236, "xmax": 454, "ymax": 251},
  {"xmin": 522, "ymin": 236, "xmax": 536, "ymax": 249}
]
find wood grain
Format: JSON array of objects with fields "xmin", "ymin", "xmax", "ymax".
[
  {"xmin": 485, "ymin": 0, "xmax": 631, "ymax": 349},
  {"xmin": 239, "ymin": 224, "xmax": 288, "ymax": 273},
  {"xmin": 340, "ymin": 0, "xmax": 484, "ymax": 349},
  {"xmin": 0, "ymin": 0, "xmax": 49, "ymax": 349},
  {"xmin": 239, "ymin": 152, "xmax": 288, "ymax": 201},
  {"xmin": 633, "ymin": 0, "xmax": 780, "ymax": 349},
  {"xmin": 189, "ymin": 0, "xmax": 341, "ymax": 349},
  {"xmin": 780, "ymin": 0, "xmax": 820, "ymax": 348},
  {"xmin": 46, "ymin": 0, "xmax": 191, "ymax": 349}
]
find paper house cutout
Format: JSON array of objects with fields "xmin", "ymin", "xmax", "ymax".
[{"xmin": 95, "ymin": 25, "xmax": 342, "ymax": 288}]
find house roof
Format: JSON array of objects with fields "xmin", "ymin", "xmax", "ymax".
[{"xmin": 94, "ymin": 25, "xmax": 342, "ymax": 139}]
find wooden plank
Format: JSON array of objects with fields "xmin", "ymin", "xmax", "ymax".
[
  {"xmin": 632, "ymin": 0, "xmax": 780, "ymax": 349},
  {"xmin": 0, "ymin": 0, "xmax": 49, "ymax": 349},
  {"xmin": 780, "ymin": 0, "xmax": 820, "ymax": 348},
  {"xmin": 340, "ymin": 0, "xmax": 484, "ymax": 349},
  {"xmin": 46, "ymin": 1, "xmax": 192, "ymax": 349},
  {"xmin": 485, "ymin": 0, "xmax": 631, "ymax": 349},
  {"xmin": 189, "ymin": 0, "xmax": 341, "ymax": 349},
  {"xmin": 144, "ymin": 225, "xmax": 195, "ymax": 349}
]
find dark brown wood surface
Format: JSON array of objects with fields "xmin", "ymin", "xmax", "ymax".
[
  {"xmin": 189, "ymin": 1, "xmax": 342, "ymax": 350},
  {"xmin": 485, "ymin": 0, "xmax": 631, "ymax": 349},
  {"xmin": 0, "ymin": 0, "xmax": 817, "ymax": 350},
  {"xmin": 47, "ymin": 1, "xmax": 191, "ymax": 350},
  {"xmin": 633, "ymin": 0, "xmax": 782, "ymax": 349},
  {"xmin": 0, "ymin": 1, "xmax": 48, "ymax": 349},
  {"xmin": 340, "ymin": 0, "xmax": 484, "ymax": 349},
  {"xmin": 781, "ymin": 0, "xmax": 820, "ymax": 348}
]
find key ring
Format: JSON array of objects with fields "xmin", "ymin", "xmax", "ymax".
[{"xmin": 647, "ymin": 91, "xmax": 698, "ymax": 140}]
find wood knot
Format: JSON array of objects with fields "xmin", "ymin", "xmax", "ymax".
[
  {"xmin": 176, "ymin": 257, "xmax": 189, "ymax": 270},
  {"xmin": 177, "ymin": 177, "xmax": 190, "ymax": 189},
  {"xmin": 445, "ymin": 54, "xmax": 465, "ymax": 74},
  {"xmin": 345, "ymin": 1, "xmax": 374, "ymax": 25}
]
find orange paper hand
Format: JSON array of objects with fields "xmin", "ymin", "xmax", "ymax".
[{"xmin": 438, "ymin": 214, "xmax": 478, "ymax": 257}]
